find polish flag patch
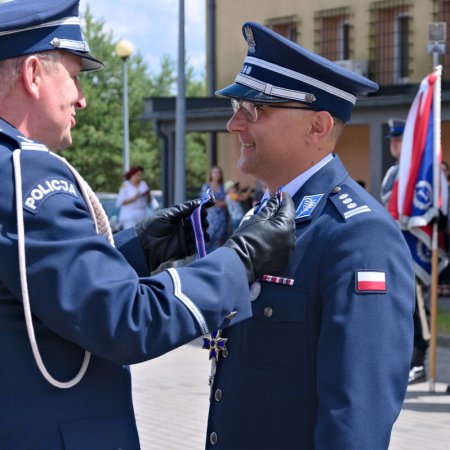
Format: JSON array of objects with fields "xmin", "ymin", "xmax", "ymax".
[{"xmin": 355, "ymin": 271, "xmax": 387, "ymax": 293}]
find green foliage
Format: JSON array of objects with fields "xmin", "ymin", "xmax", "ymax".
[
  {"xmin": 185, "ymin": 64, "xmax": 207, "ymax": 198},
  {"xmin": 186, "ymin": 132, "xmax": 207, "ymax": 198},
  {"xmin": 149, "ymin": 55, "xmax": 177, "ymax": 96},
  {"xmin": 63, "ymin": 6, "xmax": 207, "ymax": 198}
]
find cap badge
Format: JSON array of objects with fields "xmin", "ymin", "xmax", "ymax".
[{"xmin": 244, "ymin": 26, "xmax": 256, "ymax": 53}]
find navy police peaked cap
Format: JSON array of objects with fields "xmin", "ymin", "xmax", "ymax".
[
  {"xmin": 385, "ymin": 118, "xmax": 405, "ymax": 138},
  {"xmin": 0, "ymin": 0, "xmax": 103, "ymax": 71},
  {"xmin": 216, "ymin": 22, "xmax": 379, "ymax": 122}
]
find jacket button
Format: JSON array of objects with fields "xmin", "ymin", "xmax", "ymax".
[
  {"xmin": 215, "ymin": 389, "xmax": 222, "ymax": 401},
  {"xmin": 264, "ymin": 306, "xmax": 273, "ymax": 318},
  {"xmin": 210, "ymin": 431, "xmax": 218, "ymax": 445},
  {"xmin": 332, "ymin": 186, "xmax": 341, "ymax": 194}
]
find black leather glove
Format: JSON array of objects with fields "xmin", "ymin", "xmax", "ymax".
[
  {"xmin": 223, "ymin": 193, "xmax": 296, "ymax": 283},
  {"xmin": 135, "ymin": 196, "xmax": 214, "ymax": 272}
]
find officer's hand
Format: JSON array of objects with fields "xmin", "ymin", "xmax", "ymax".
[
  {"xmin": 223, "ymin": 193, "xmax": 296, "ymax": 283},
  {"xmin": 135, "ymin": 197, "xmax": 214, "ymax": 272}
]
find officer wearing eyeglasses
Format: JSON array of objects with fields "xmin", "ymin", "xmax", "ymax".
[{"xmin": 204, "ymin": 22, "xmax": 415, "ymax": 450}]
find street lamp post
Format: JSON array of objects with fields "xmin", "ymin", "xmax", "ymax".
[{"xmin": 115, "ymin": 39, "xmax": 134, "ymax": 173}]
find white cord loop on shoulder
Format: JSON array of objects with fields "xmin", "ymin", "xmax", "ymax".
[
  {"xmin": 51, "ymin": 153, "xmax": 115, "ymax": 246},
  {"xmin": 12, "ymin": 149, "xmax": 114, "ymax": 388}
]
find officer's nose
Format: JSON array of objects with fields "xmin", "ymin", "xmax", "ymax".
[
  {"xmin": 226, "ymin": 109, "xmax": 248, "ymax": 133},
  {"xmin": 75, "ymin": 80, "xmax": 87, "ymax": 110},
  {"xmin": 76, "ymin": 96, "xmax": 86, "ymax": 109}
]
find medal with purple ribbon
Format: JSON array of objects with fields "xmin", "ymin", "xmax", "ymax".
[
  {"xmin": 190, "ymin": 190, "xmax": 229, "ymax": 363},
  {"xmin": 189, "ymin": 190, "xmax": 213, "ymax": 258}
]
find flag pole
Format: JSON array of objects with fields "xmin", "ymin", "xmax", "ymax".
[{"xmin": 429, "ymin": 64, "xmax": 442, "ymax": 393}]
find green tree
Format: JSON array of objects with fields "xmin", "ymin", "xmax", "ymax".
[
  {"xmin": 64, "ymin": 7, "xmax": 166, "ymax": 192},
  {"xmin": 184, "ymin": 65, "xmax": 208, "ymax": 197},
  {"xmin": 64, "ymin": 6, "xmax": 207, "ymax": 198}
]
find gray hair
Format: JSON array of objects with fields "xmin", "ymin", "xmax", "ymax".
[
  {"xmin": 0, "ymin": 51, "xmax": 62, "ymax": 99},
  {"xmin": 331, "ymin": 117, "xmax": 345, "ymax": 142}
]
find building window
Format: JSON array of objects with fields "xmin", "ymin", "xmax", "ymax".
[
  {"xmin": 396, "ymin": 14, "xmax": 410, "ymax": 80},
  {"xmin": 266, "ymin": 15, "xmax": 299, "ymax": 43},
  {"xmin": 433, "ymin": 0, "xmax": 450, "ymax": 79},
  {"xmin": 369, "ymin": 0, "xmax": 412, "ymax": 85},
  {"xmin": 314, "ymin": 7, "xmax": 352, "ymax": 61}
]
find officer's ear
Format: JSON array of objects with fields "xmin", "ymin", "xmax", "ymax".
[
  {"xmin": 21, "ymin": 55, "xmax": 45, "ymax": 100},
  {"xmin": 305, "ymin": 110, "xmax": 335, "ymax": 144}
]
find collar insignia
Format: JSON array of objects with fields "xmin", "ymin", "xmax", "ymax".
[{"xmin": 296, "ymin": 194, "xmax": 324, "ymax": 219}]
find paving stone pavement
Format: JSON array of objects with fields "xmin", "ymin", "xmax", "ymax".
[{"xmin": 131, "ymin": 339, "xmax": 450, "ymax": 450}]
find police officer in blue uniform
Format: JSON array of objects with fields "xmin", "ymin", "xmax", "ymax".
[
  {"xmin": 204, "ymin": 22, "xmax": 415, "ymax": 449},
  {"xmin": 380, "ymin": 118, "xmax": 405, "ymax": 205},
  {"xmin": 0, "ymin": 3, "xmax": 295, "ymax": 449}
]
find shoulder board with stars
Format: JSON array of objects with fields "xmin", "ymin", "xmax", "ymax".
[
  {"xmin": 329, "ymin": 185, "xmax": 371, "ymax": 221},
  {"xmin": 0, "ymin": 122, "xmax": 49, "ymax": 152}
]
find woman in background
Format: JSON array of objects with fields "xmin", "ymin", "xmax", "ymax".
[
  {"xmin": 116, "ymin": 165, "xmax": 151, "ymax": 230},
  {"xmin": 201, "ymin": 166, "xmax": 228, "ymax": 252}
]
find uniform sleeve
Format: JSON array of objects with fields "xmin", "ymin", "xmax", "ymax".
[
  {"xmin": 113, "ymin": 227, "xmax": 150, "ymax": 277},
  {"xmin": 315, "ymin": 213, "xmax": 415, "ymax": 449},
  {"xmin": 10, "ymin": 151, "xmax": 252, "ymax": 365}
]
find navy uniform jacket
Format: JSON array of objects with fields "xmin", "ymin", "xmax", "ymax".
[
  {"xmin": 206, "ymin": 155, "xmax": 415, "ymax": 450},
  {"xmin": 0, "ymin": 118, "xmax": 252, "ymax": 450}
]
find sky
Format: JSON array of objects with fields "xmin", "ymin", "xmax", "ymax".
[{"xmin": 79, "ymin": 0, "xmax": 206, "ymax": 77}]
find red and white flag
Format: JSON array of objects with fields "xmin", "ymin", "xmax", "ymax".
[{"xmin": 356, "ymin": 271, "xmax": 386, "ymax": 293}]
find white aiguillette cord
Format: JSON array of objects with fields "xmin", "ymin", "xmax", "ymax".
[{"xmin": 12, "ymin": 149, "xmax": 114, "ymax": 388}]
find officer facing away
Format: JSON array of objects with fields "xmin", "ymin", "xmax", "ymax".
[
  {"xmin": 0, "ymin": 3, "xmax": 295, "ymax": 449},
  {"xmin": 204, "ymin": 22, "xmax": 415, "ymax": 450}
]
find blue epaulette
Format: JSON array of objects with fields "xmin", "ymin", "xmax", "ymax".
[
  {"xmin": 0, "ymin": 119, "xmax": 49, "ymax": 152},
  {"xmin": 329, "ymin": 184, "xmax": 372, "ymax": 221}
]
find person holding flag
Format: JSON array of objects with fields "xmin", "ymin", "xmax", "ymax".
[{"xmin": 386, "ymin": 68, "xmax": 449, "ymax": 386}]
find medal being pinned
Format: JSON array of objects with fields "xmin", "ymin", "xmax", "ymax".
[{"xmin": 202, "ymin": 329, "xmax": 229, "ymax": 362}]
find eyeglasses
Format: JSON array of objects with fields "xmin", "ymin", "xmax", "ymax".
[{"xmin": 231, "ymin": 99, "xmax": 313, "ymax": 123}]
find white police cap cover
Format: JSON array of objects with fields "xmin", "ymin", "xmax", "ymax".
[
  {"xmin": 216, "ymin": 22, "xmax": 379, "ymax": 123},
  {"xmin": 0, "ymin": 0, "xmax": 103, "ymax": 71},
  {"xmin": 385, "ymin": 118, "xmax": 406, "ymax": 138}
]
